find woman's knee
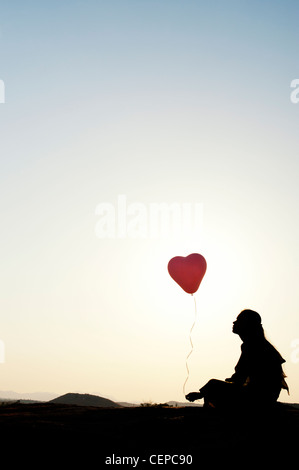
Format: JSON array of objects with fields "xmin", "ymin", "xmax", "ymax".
[{"xmin": 200, "ymin": 378, "xmax": 219, "ymax": 394}]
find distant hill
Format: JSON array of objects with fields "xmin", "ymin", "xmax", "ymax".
[
  {"xmin": 0, "ymin": 390, "xmax": 58, "ymax": 402},
  {"xmin": 167, "ymin": 400, "xmax": 202, "ymax": 407},
  {"xmin": 49, "ymin": 393, "xmax": 122, "ymax": 408},
  {"xmin": 117, "ymin": 401, "xmax": 139, "ymax": 407}
]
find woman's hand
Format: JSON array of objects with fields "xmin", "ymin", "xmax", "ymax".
[{"xmin": 185, "ymin": 392, "xmax": 202, "ymax": 402}]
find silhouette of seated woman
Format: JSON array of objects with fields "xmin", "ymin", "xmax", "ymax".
[{"xmin": 186, "ymin": 309, "xmax": 289, "ymax": 409}]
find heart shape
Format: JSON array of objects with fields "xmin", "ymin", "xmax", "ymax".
[{"xmin": 168, "ymin": 253, "xmax": 207, "ymax": 294}]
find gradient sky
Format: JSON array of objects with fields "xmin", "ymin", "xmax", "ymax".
[{"xmin": 1, "ymin": 0, "xmax": 299, "ymax": 404}]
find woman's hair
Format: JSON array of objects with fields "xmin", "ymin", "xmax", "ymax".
[{"xmin": 238, "ymin": 309, "xmax": 265, "ymax": 338}]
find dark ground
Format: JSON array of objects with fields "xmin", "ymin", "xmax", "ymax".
[{"xmin": 0, "ymin": 401, "xmax": 298, "ymax": 467}]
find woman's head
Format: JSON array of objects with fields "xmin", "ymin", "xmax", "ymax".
[{"xmin": 233, "ymin": 309, "xmax": 264, "ymax": 340}]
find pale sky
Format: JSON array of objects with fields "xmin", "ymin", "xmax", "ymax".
[{"xmin": 1, "ymin": 0, "xmax": 299, "ymax": 404}]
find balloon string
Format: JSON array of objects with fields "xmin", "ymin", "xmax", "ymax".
[{"xmin": 183, "ymin": 294, "xmax": 197, "ymax": 397}]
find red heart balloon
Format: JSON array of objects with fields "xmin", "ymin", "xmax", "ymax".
[{"xmin": 168, "ymin": 253, "xmax": 207, "ymax": 294}]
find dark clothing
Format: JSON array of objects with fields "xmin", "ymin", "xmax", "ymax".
[
  {"xmin": 230, "ymin": 338, "xmax": 288, "ymax": 400},
  {"xmin": 199, "ymin": 379, "xmax": 249, "ymax": 409},
  {"xmin": 200, "ymin": 337, "xmax": 288, "ymax": 409}
]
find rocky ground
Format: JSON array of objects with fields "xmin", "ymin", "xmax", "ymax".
[{"xmin": 0, "ymin": 401, "xmax": 298, "ymax": 467}]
